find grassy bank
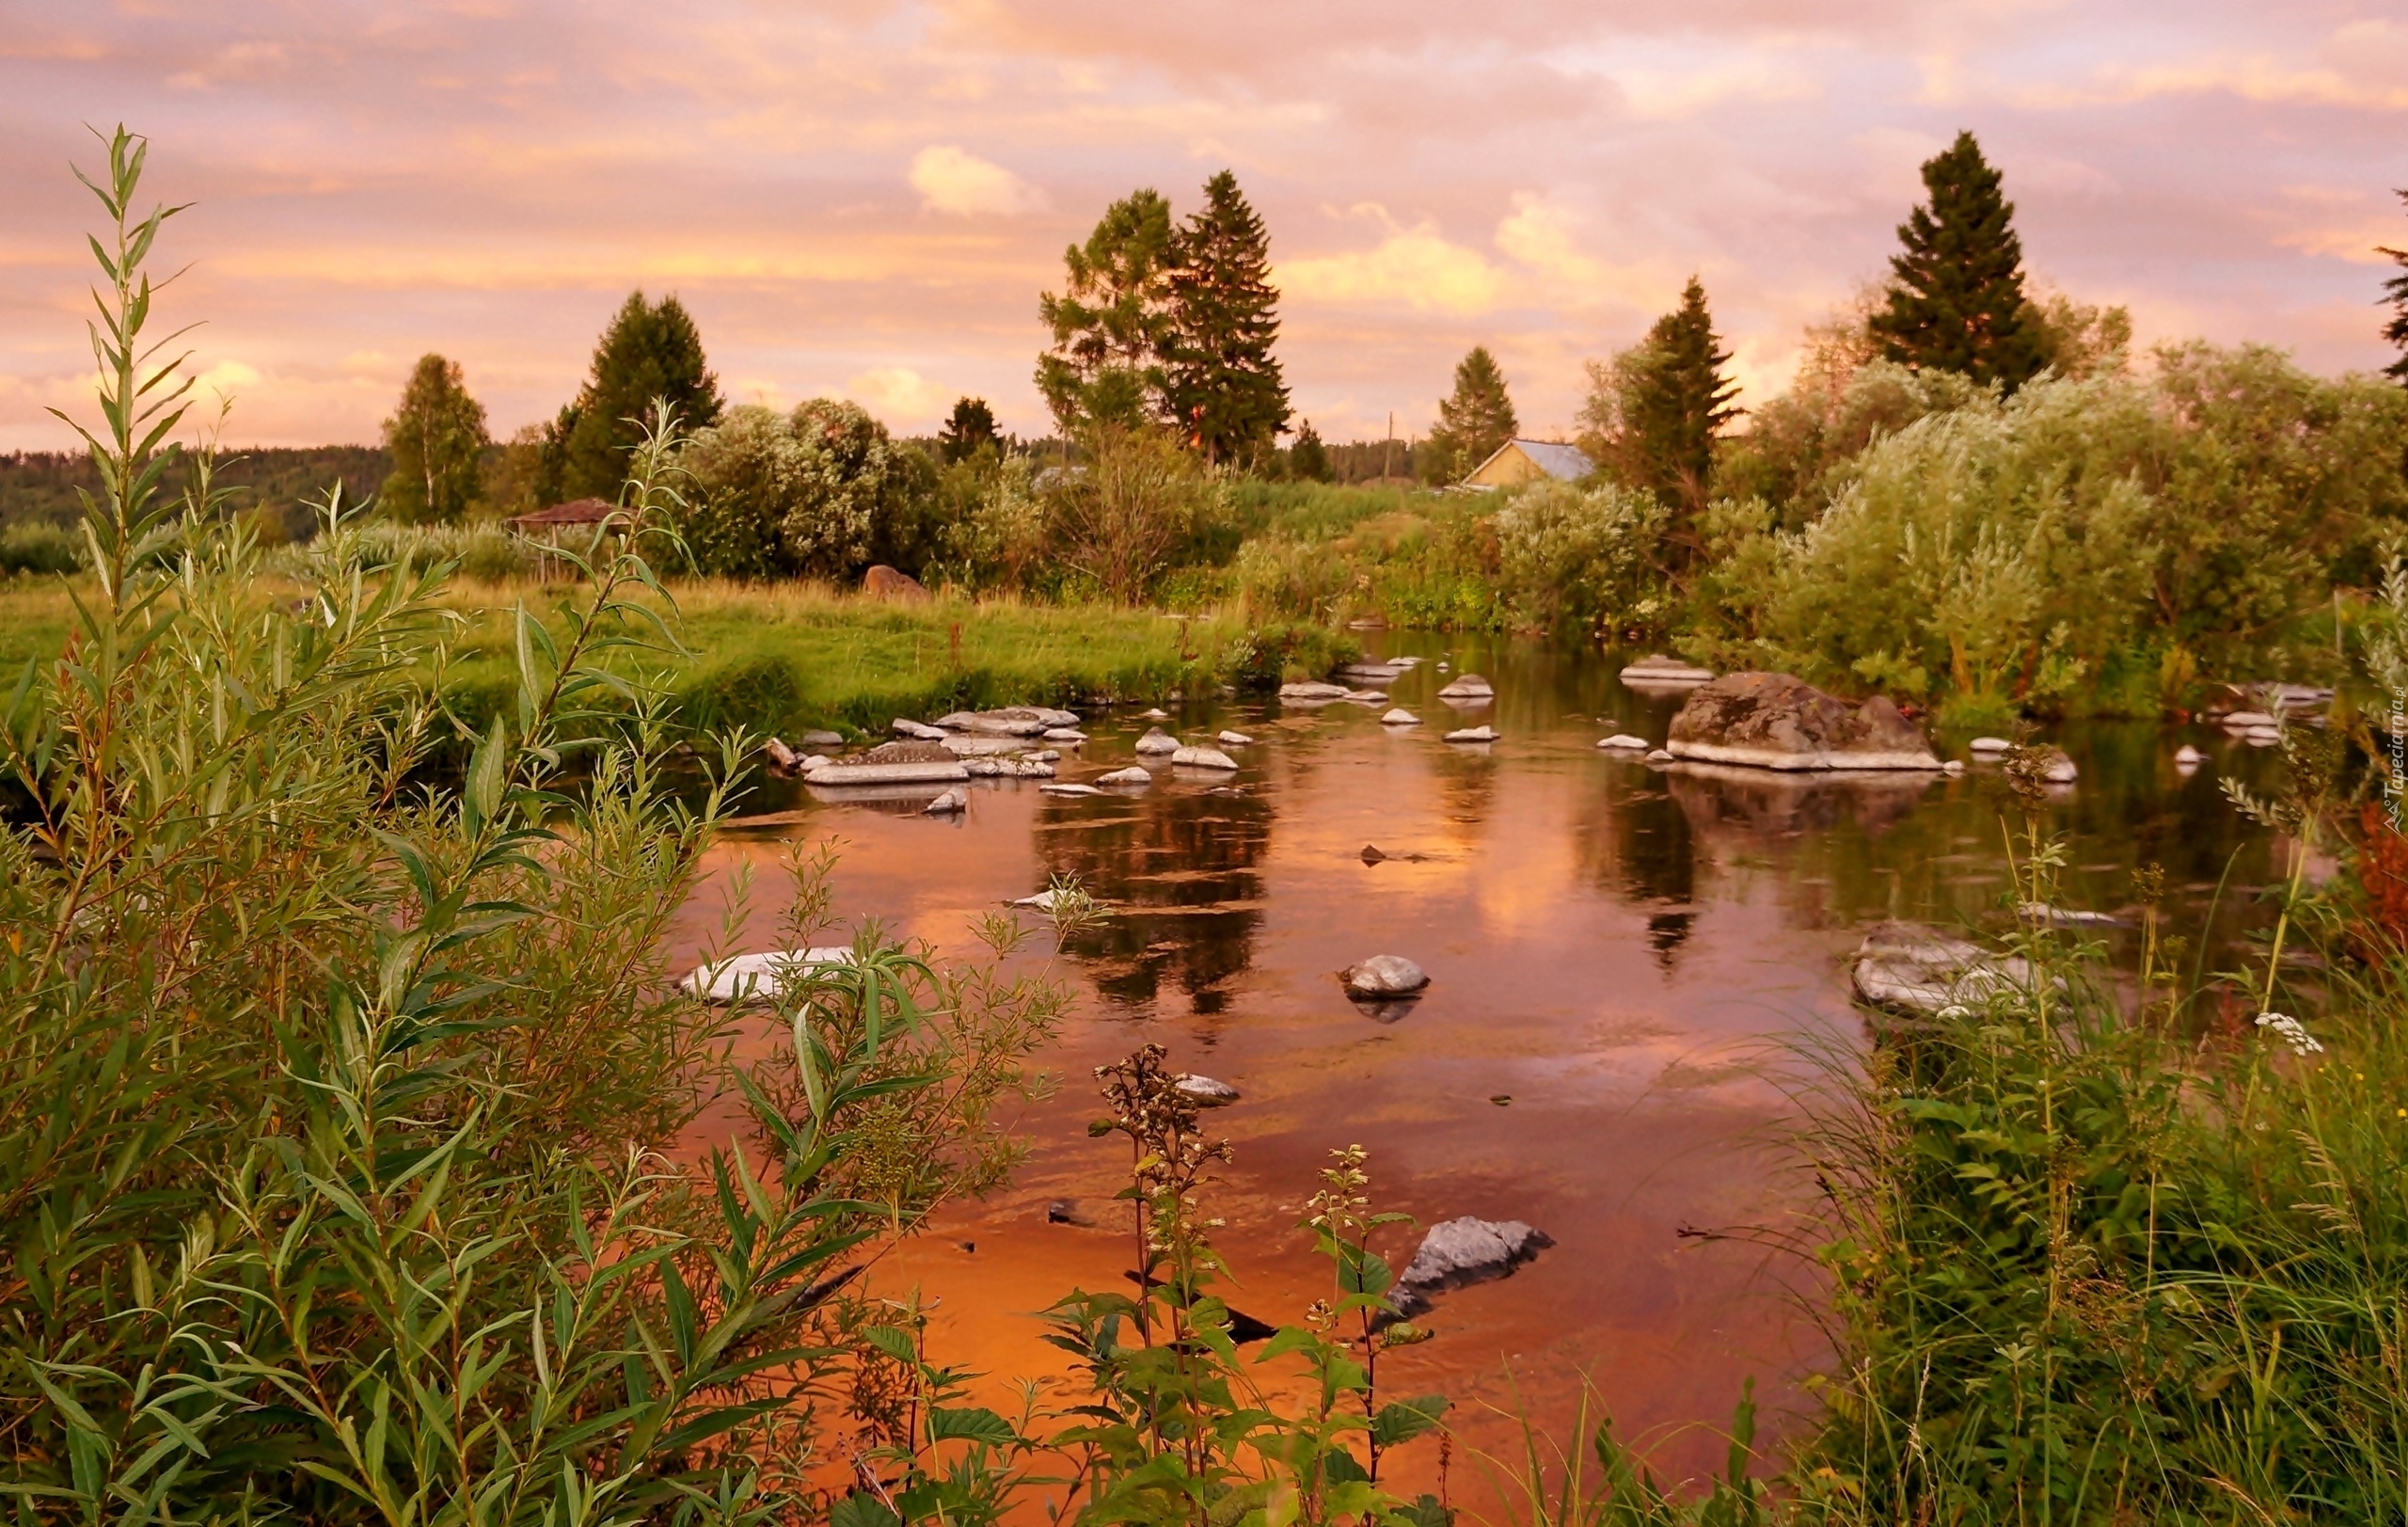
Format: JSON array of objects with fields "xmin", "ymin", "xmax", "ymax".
[{"xmin": 1, "ymin": 575, "xmax": 1355, "ymax": 738}]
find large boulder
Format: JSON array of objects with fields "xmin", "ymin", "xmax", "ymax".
[
  {"xmin": 863, "ymin": 565, "xmax": 929, "ymax": 601},
  {"xmin": 1668, "ymin": 672, "xmax": 1941, "ymax": 771}
]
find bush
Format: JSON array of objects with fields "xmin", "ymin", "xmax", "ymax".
[
  {"xmin": 0, "ymin": 519, "xmax": 82, "ymax": 575},
  {"xmin": 1493, "ymin": 479, "xmax": 1669, "ymax": 638},
  {"xmin": 1043, "ymin": 424, "xmax": 1226, "ymax": 603},
  {"xmin": 679, "ymin": 399, "xmax": 927, "ymax": 581}
]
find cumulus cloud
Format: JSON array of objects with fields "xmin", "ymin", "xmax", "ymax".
[
  {"xmin": 1281, "ymin": 213, "xmax": 1505, "ymax": 316},
  {"xmin": 846, "ymin": 365, "xmax": 952, "ymax": 425},
  {"xmin": 909, "ymin": 145, "xmax": 1046, "ymax": 216}
]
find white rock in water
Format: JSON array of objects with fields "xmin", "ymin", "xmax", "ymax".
[
  {"xmin": 683, "ymin": 947, "xmax": 854, "ymax": 1004},
  {"xmin": 1096, "ymin": 766, "xmax": 1154, "ymax": 786},
  {"xmin": 1279, "ymin": 681, "xmax": 1351, "ymax": 702},
  {"xmin": 2019, "ymin": 902, "xmax": 2124, "ymax": 929},
  {"xmin": 1134, "ymin": 727, "xmax": 1180, "ymax": 755},
  {"xmin": 2221, "ymin": 710, "xmax": 2278, "ymax": 730},
  {"xmin": 1173, "ymin": 745, "xmax": 1239, "ymax": 770},
  {"xmin": 892, "ymin": 718, "xmax": 948, "ymax": 740},
  {"xmin": 2175, "ymin": 744, "xmax": 2205, "ymax": 767},
  {"xmin": 1645, "ymin": 748, "xmax": 1675, "ymax": 764},
  {"xmin": 1045, "ymin": 727, "xmax": 1088, "ymax": 743},
  {"xmin": 808, "ymin": 760, "xmax": 970, "ymax": 785},
  {"xmin": 1218, "ymin": 729, "xmax": 1254, "ymax": 745},
  {"xmin": 2038, "ymin": 748, "xmax": 2078, "ymax": 783},
  {"xmin": 1618, "ymin": 654, "xmax": 1717, "ymax": 688},
  {"xmin": 799, "ymin": 729, "xmax": 845, "ymax": 748},
  {"xmin": 1969, "ymin": 737, "xmax": 2012, "ymax": 754},
  {"xmin": 1851, "ymin": 921, "xmax": 2041, "ymax": 1018},
  {"xmin": 1386, "ymin": 1217, "xmax": 1554, "ymax": 1316},
  {"xmin": 1596, "ymin": 734, "xmax": 1648, "ymax": 751},
  {"xmin": 2243, "ymin": 729, "xmax": 2280, "ymax": 748},
  {"xmin": 1036, "ymin": 708, "xmax": 1081, "ymax": 728},
  {"xmin": 1435, "ymin": 674, "xmax": 1494, "ymax": 700},
  {"xmin": 1039, "ymin": 782, "xmax": 1103, "ymax": 797},
  {"xmin": 1010, "ymin": 887, "xmax": 1098, "ymax": 914},
  {"xmin": 1029, "ymin": 749, "xmax": 1061, "ymax": 762},
  {"xmin": 1344, "ymin": 954, "xmax": 1429, "ymax": 997},
  {"xmin": 1141, "ymin": 708, "xmax": 1171, "ymax": 720},
  {"xmin": 1942, "ymin": 759, "xmax": 1965, "ymax": 775},
  {"xmin": 800, "ymin": 754, "xmax": 831, "ymax": 772},
  {"xmin": 1382, "ymin": 708, "xmax": 1420, "ymax": 725},
  {"xmin": 1175, "ymin": 1074, "xmax": 1240, "ymax": 1107},
  {"xmin": 1444, "ymin": 724, "xmax": 1498, "ymax": 743},
  {"xmin": 924, "ymin": 787, "xmax": 967, "ymax": 816}
]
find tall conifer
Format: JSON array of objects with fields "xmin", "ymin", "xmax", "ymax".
[
  {"xmin": 2380, "ymin": 189, "xmax": 2408, "ymax": 386},
  {"xmin": 1870, "ymin": 131, "xmax": 2044, "ymax": 390},
  {"xmin": 1626, "ymin": 277, "xmax": 1740, "ymax": 525},
  {"xmin": 1426, "ymin": 347, "xmax": 1517, "ymax": 482},
  {"xmin": 554, "ymin": 292, "xmax": 721, "ymax": 501},
  {"xmin": 1164, "ymin": 170, "xmax": 1290, "ymax": 465}
]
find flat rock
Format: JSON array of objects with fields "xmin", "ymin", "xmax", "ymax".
[
  {"xmin": 962, "ymin": 756, "xmax": 1055, "ymax": 778},
  {"xmin": 1444, "ymin": 724, "xmax": 1498, "ymax": 743},
  {"xmin": 1173, "ymin": 745, "xmax": 1239, "ymax": 770},
  {"xmin": 1969, "ymin": 737, "xmax": 2012, "ymax": 754},
  {"xmin": 1668, "ymin": 672, "xmax": 1941, "ymax": 771},
  {"xmin": 800, "ymin": 754, "xmax": 831, "ymax": 772},
  {"xmin": 941, "ymin": 734, "xmax": 1034, "ymax": 756},
  {"xmin": 1851, "ymin": 921, "xmax": 2039, "ymax": 1017},
  {"xmin": 1645, "ymin": 748, "xmax": 1675, "ymax": 764},
  {"xmin": 892, "ymin": 718, "xmax": 948, "ymax": 740},
  {"xmin": 1039, "ymin": 783, "xmax": 1104, "ymax": 798},
  {"xmin": 1140, "ymin": 708, "xmax": 1170, "ymax": 720},
  {"xmin": 683, "ymin": 946, "xmax": 854, "ymax": 1004},
  {"xmin": 1344, "ymin": 954, "xmax": 1429, "ymax": 997},
  {"xmin": 1134, "ymin": 727, "xmax": 1180, "ymax": 755},
  {"xmin": 807, "ymin": 759, "xmax": 970, "ymax": 786},
  {"xmin": 935, "ymin": 709, "xmax": 1046, "ymax": 737},
  {"xmin": 1175, "ymin": 1074, "xmax": 1240, "ymax": 1107},
  {"xmin": 1344, "ymin": 689, "xmax": 1389, "ymax": 703},
  {"xmin": 1386, "ymin": 1217, "xmax": 1554, "ymax": 1317},
  {"xmin": 1435, "ymin": 674, "xmax": 1494, "ymax": 700},
  {"xmin": 1280, "ymin": 681, "xmax": 1352, "ymax": 702},
  {"xmin": 1010, "ymin": 887, "xmax": 1098, "ymax": 914},
  {"xmin": 1217, "ymin": 729, "xmax": 1254, "ymax": 745},
  {"xmin": 799, "ymin": 729, "xmax": 845, "ymax": 748},
  {"xmin": 2221, "ymin": 710, "xmax": 2279, "ymax": 730},
  {"xmin": 1096, "ymin": 766, "xmax": 1154, "ymax": 786},
  {"xmin": 1029, "ymin": 749, "xmax": 1060, "ymax": 762},
  {"xmin": 1045, "ymin": 727, "xmax": 1088, "ymax": 743},
  {"xmin": 2019, "ymin": 902, "xmax": 2124, "ymax": 928},
  {"xmin": 1618, "ymin": 654, "xmax": 1716, "ymax": 689},
  {"xmin": 1596, "ymin": 734, "xmax": 1648, "ymax": 751},
  {"xmin": 1339, "ymin": 662, "xmax": 1408, "ymax": 684},
  {"xmin": 924, "ymin": 787, "xmax": 967, "ymax": 815},
  {"xmin": 1381, "ymin": 708, "xmax": 1420, "ymax": 725}
]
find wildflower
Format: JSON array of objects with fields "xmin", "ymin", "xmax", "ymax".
[{"xmin": 2255, "ymin": 1011, "xmax": 2323, "ymax": 1058}]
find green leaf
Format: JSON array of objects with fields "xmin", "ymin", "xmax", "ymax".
[
  {"xmin": 926, "ymin": 1406, "xmax": 1018, "ymax": 1446},
  {"xmin": 1372, "ymin": 1393, "xmax": 1449, "ymax": 1448},
  {"xmin": 829, "ymin": 1492, "xmax": 901, "ymax": 1527}
]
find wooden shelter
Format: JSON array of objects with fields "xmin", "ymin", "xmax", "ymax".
[{"xmin": 506, "ymin": 498, "xmax": 628, "ymax": 579}]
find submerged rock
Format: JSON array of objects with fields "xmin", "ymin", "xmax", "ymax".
[
  {"xmin": 1668, "ymin": 672, "xmax": 1941, "ymax": 771},
  {"xmin": 683, "ymin": 947, "xmax": 854, "ymax": 1004},
  {"xmin": 1851, "ymin": 921, "xmax": 2041, "ymax": 1018},
  {"xmin": 1173, "ymin": 745, "xmax": 1240, "ymax": 770},
  {"xmin": 1039, "ymin": 783, "xmax": 1104, "ymax": 798},
  {"xmin": 1176, "ymin": 1074, "xmax": 1240, "ymax": 1107},
  {"xmin": 1386, "ymin": 1217, "xmax": 1554, "ymax": 1318},
  {"xmin": 1444, "ymin": 724, "xmax": 1498, "ymax": 743},
  {"xmin": 1344, "ymin": 954, "xmax": 1429, "ymax": 997},
  {"xmin": 924, "ymin": 787, "xmax": 967, "ymax": 815}
]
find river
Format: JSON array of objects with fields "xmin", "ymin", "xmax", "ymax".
[{"xmin": 669, "ymin": 633, "xmax": 2289, "ymax": 1496}]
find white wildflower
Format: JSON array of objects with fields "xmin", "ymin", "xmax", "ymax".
[{"xmin": 2255, "ymin": 1011, "xmax": 2323, "ymax": 1058}]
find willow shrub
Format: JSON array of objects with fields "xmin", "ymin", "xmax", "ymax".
[{"xmin": 0, "ymin": 129, "xmax": 1068, "ymax": 1522}]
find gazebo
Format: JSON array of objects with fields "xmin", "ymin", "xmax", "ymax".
[{"xmin": 505, "ymin": 498, "xmax": 628, "ymax": 579}]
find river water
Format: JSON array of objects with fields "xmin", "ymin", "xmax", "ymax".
[{"xmin": 670, "ymin": 634, "xmax": 2288, "ymax": 1492}]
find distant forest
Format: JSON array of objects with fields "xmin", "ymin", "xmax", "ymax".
[{"xmin": 0, "ymin": 447, "xmax": 388, "ymax": 532}]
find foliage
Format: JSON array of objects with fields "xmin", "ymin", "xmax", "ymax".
[
  {"xmin": 380, "ymin": 352, "xmax": 490, "ymax": 522},
  {"xmin": 1869, "ymin": 130, "xmax": 2045, "ymax": 390},
  {"xmin": 1713, "ymin": 359, "xmax": 1987, "ymax": 532},
  {"xmin": 939, "ymin": 396, "xmax": 1001, "ymax": 465},
  {"xmin": 2025, "ymin": 289, "xmax": 2134, "ymax": 382},
  {"xmin": 2383, "ymin": 188, "xmax": 2408, "ymax": 387},
  {"xmin": 1163, "ymin": 170, "xmax": 1291, "ymax": 467},
  {"xmin": 1579, "ymin": 278, "xmax": 1738, "ymax": 551},
  {"xmin": 3, "ymin": 446, "xmax": 386, "ymax": 536},
  {"xmin": 1290, "ymin": 420, "xmax": 1331, "ymax": 483},
  {"xmin": 482, "ymin": 422, "xmax": 549, "ymax": 521},
  {"xmin": 551, "ymin": 290, "xmax": 723, "ymax": 501},
  {"xmin": 1493, "ymin": 480, "xmax": 1670, "ymax": 638},
  {"xmin": 931, "ymin": 452, "xmax": 1049, "ymax": 593},
  {"xmin": 1045, "ymin": 425, "xmax": 1226, "ymax": 604},
  {"xmin": 1424, "ymin": 346, "xmax": 1518, "ymax": 485},
  {"xmin": 678, "ymin": 399, "xmax": 926, "ymax": 581},
  {"xmin": 1038, "ymin": 189, "xmax": 1179, "ymax": 433},
  {"xmin": 0, "ymin": 519, "xmax": 84, "ymax": 576}
]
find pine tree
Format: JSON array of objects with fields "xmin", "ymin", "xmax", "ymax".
[
  {"xmin": 380, "ymin": 354, "xmax": 489, "ymax": 523},
  {"xmin": 1869, "ymin": 131, "xmax": 2045, "ymax": 390},
  {"xmin": 1289, "ymin": 419, "xmax": 1330, "ymax": 483},
  {"xmin": 557, "ymin": 292, "xmax": 722, "ymax": 501},
  {"xmin": 1620, "ymin": 277, "xmax": 1740, "ymax": 529},
  {"xmin": 2381, "ymin": 189, "xmax": 2408, "ymax": 386},
  {"xmin": 1036, "ymin": 190, "xmax": 1177, "ymax": 433},
  {"xmin": 1425, "ymin": 346, "xmax": 1517, "ymax": 482},
  {"xmin": 1164, "ymin": 170, "xmax": 1290, "ymax": 465},
  {"xmin": 938, "ymin": 396, "xmax": 1001, "ymax": 464}
]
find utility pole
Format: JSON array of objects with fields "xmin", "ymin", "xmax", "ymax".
[{"xmin": 1384, "ymin": 410, "xmax": 1394, "ymax": 484}]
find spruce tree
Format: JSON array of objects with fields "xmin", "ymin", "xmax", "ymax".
[
  {"xmin": 1870, "ymin": 131, "xmax": 2045, "ymax": 390},
  {"xmin": 1624, "ymin": 277, "xmax": 1740, "ymax": 527},
  {"xmin": 1426, "ymin": 346, "xmax": 1517, "ymax": 482},
  {"xmin": 1163, "ymin": 170, "xmax": 1290, "ymax": 465},
  {"xmin": 1036, "ymin": 190, "xmax": 1177, "ymax": 433},
  {"xmin": 2381, "ymin": 189, "xmax": 2408, "ymax": 385},
  {"xmin": 938, "ymin": 396, "xmax": 1001, "ymax": 464},
  {"xmin": 1289, "ymin": 419, "xmax": 1330, "ymax": 483},
  {"xmin": 380, "ymin": 354, "xmax": 489, "ymax": 523},
  {"xmin": 557, "ymin": 292, "xmax": 722, "ymax": 501}
]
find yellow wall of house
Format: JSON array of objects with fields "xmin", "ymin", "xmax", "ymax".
[{"xmin": 1463, "ymin": 444, "xmax": 1541, "ymax": 487}]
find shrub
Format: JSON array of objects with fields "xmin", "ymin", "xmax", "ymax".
[
  {"xmin": 680, "ymin": 398, "xmax": 926, "ymax": 581},
  {"xmin": 1044, "ymin": 424, "xmax": 1225, "ymax": 603},
  {"xmin": 0, "ymin": 518, "xmax": 82, "ymax": 575},
  {"xmin": 1492, "ymin": 478, "xmax": 1669, "ymax": 638}
]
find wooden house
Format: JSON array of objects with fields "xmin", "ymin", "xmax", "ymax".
[{"xmin": 1461, "ymin": 438, "xmax": 1595, "ymax": 489}]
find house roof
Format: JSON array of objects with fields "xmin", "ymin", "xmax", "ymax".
[
  {"xmin": 509, "ymin": 498, "xmax": 625, "ymax": 528},
  {"xmin": 1467, "ymin": 438, "xmax": 1594, "ymax": 484}
]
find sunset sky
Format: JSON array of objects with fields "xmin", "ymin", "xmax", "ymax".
[{"xmin": 3, "ymin": 0, "xmax": 2403, "ymax": 453}]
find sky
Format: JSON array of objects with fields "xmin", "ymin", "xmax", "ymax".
[{"xmin": 1, "ymin": 0, "xmax": 2404, "ymax": 452}]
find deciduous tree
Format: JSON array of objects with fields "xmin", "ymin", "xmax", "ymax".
[
  {"xmin": 1037, "ymin": 191, "xmax": 1177, "ymax": 433},
  {"xmin": 1869, "ymin": 131, "xmax": 2045, "ymax": 390},
  {"xmin": 379, "ymin": 354, "xmax": 488, "ymax": 522}
]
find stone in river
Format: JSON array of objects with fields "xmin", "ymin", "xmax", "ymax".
[
  {"xmin": 1596, "ymin": 734, "xmax": 1648, "ymax": 751},
  {"xmin": 762, "ymin": 738, "xmax": 801, "ymax": 773},
  {"xmin": 1096, "ymin": 766, "xmax": 1154, "ymax": 786},
  {"xmin": 892, "ymin": 718, "xmax": 948, "ymax": 740},
  {"xmin": 1851, "ymin": 921, "xmax": 2041, "ymax": 1018},
  {"xmin": 1010, "ymin": 888, "xmax": 1095, "ymax": 913},
  {"xmin": 1038, "ymin": 782, "xmax": 1103, "ymax": 797},
  {"xmin": 1045, "ymin": 727, "xmax": 1088, "ymax": 743},
  {"xmin": 1969, "ymin": 736, "xmax": 2012, "ymax": 754},
  {"xmin": 1176, "ymin": 1074, "xmax": 1240, "ymax": 1107},
  {"xmin": 924, "ymin": 787, "xmax": 967, "ymax": 815},
  {"xmin": 1280, "ymin": 680, "xmax": 1351, "ymax": 702},
  {"xmin": 1140, "ymin": 708, "xmax": 1171, "ymax": 720},
  {"xmin": 800, "ymin": 755, "xmax": 831, "ymax": 772},
  {"xmin": 682, "ymin": 946, "xmax": 853, "ymax": 1004},
  {"xmin": 1344, "ymin": 954, "xmax": 1429, "ymax": 997},
  {"xmin": 1028, "ymin": 749, "xmax": 1060, "ymax": 762},
  {"xmin": 1381, "ymin": 708, "xmax": 1420, "ymax": 725},
  {"xmin": 800, "ymin": 729, "xmax": 845, "ymax": 748},
  {"xmin": 808, "ymin": 757, "xmax": 969, "ymax": 785},
  {"xmin": 1218, "ymin": 729, "xmax": 1254, "ymax": 745},
  {"xmin": 1385, "ymin": 1217, "xmax": 1555, "ymax": 1318},
  {"xmin": 2220, "ymin": 710, "xmax": 2278, "ymax": 730},
  {"xmin": 1667, "ymin": 672, "xmax": 1941, "ymax": 771},
  {"xmin": 1618, "ymin": 653, "xmax": 1717, "ymax": 689},
  {"xmin": 1172, "ymin": 745, "xmax": 1239, "ymax": 770},
  {"xmin": 1435, "ymin": 674, "xmax": 1494, "ymax": 700},
  {"xmin": 2174, "ymin": 744, "xmax": 2205, "ymax": 768},
  {"xmin": 1645, "ymin": 748, "xmax": 1675, "ymax": 764},
  {"xmin": 1444, "ymin": 724, "xmax": 1498, "ymax": 743},
  {"xmin": 1134, "ymin": 727, "xmax": 1180, "ymax": 755},
  {"xmin": 2037, "ymin": 747, "xmax": 2079, "ymax": 783}
]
